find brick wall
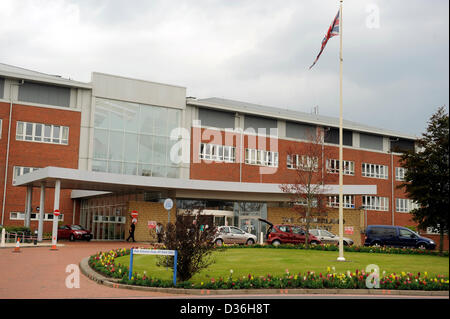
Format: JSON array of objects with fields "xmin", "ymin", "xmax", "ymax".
[
  {"xmin": 125, "ymin": 201, "xmax": 177, "ymax": 242},
  {"xmin": 0, "ymin": 102, "xmax": 81, "ymax": 233}
]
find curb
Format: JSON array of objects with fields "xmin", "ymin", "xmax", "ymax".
[{"xmin": 79, "ymin": 257, "xmax": 449, "ymax": 297}]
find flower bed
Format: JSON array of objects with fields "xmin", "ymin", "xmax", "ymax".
[
  {"xmin": 88, "ymin": 248, "xmax": 449, "ymax": 291},
  {"xmin": 225, "ymin": 243, "xmax": 449, "ymax": 256}
]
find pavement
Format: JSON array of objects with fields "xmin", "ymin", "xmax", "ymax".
[{"xmin": 0, "ymin": 241, "xmax": 448, "ymax": 299}]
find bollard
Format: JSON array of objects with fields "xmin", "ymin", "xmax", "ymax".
[{"xmin": 1, "ymin": 228, "xmax": 5, "ymax": 247}]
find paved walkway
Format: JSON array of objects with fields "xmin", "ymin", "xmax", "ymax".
[{"xmin": 0, "ymin": 241, "xmax": 182, "ymax": 299}]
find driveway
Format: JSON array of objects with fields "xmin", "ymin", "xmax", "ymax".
[{"xmin": 0, "ymin": 241, "xmax": 182, "ymax": 299}]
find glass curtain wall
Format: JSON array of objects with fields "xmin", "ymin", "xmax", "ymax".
[
  {"xmin": 80, "ymin": 194, "xmax": 135, "ymax": 240},
  {"xmin": 92, "ymin": 98, "xmax": 181, "ymax": 178}
]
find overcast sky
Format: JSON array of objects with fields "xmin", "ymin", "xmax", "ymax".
[{"xmin": 1, "ymin": 0, "xmax": 448, "ymax": 137}]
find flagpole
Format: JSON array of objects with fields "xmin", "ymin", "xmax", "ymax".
[{"xmin": 337, "ymin": 0, "xmax": 345, "ymax": 262}]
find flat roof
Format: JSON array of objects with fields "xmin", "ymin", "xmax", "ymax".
[
  {"xmin": 14, "ymin": 167, "xmax": 377, "ymax": 202},
  {"xmin": 189, "ymin": 97, "xmax": 418, "ymax": 140}
]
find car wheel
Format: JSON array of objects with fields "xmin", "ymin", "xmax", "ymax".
[
  {"xmin": 246, "ymin": 238, "xmax": 255, "ymax": 245},
  {"xmin": 417, "ymin": 243, "xmax": 427, "ymax": 250},
  {"xmin": 343, "ymin": 241, "xmax": 349, "ymax": 246},
  {"xmin": 372, "ymin": 241, "xmax": 381, "ymax": 247},
  {"xmin": 272, "ymin": 240, "xmax": 281, "ymax": 246},
  {"xmin": 69, "ymin": 234, "xmax": 75, "ymax": 242},
  {"xmin": 310, "ymin": 241, "xmax": 319, "ymax": 246},
  {"xmin": 215, "ymin": 239, "xmax": 223, "ymax": 246}
]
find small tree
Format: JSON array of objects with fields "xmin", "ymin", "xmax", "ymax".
[
  {"xmin": 280, "ymin": 130, "xmax": 337, "ymax": 248},
  {"xmin": 157, "ymin": 208, "xmax": 217, "ymax": 282},
  {"xmin": 399, "ymin": 106, "xmax": 449, "ymax": 254}
]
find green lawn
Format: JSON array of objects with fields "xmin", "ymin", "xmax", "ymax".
[{"xmin": 115, "ymin": 248, "xmax": 449, "ymax": 283}]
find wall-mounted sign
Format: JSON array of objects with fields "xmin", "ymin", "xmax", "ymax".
[
  {"xmin": 148, "ymin": 221, "xmax": 157, "ymax": 229},
  {"xmin": 344, "ymin": 226, "xmax": 354, "ymax": 235}
]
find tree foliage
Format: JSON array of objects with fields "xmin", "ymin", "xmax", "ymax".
[
  {"xmin": 399, "ymin": 106, "xmax": 449, "ymax": 252},
  {"xmin": 157, "ymin": 208, "xmax": 217, "ymax": 282}
]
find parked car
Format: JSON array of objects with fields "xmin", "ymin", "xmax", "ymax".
[
  {"xmin": 58, "ymin": 224, "xmax": 93, "ymax": 241},
  {"xmin": 214, "ymin": 226, "xmax": 257, "ymax": 246},
  {"xmin": 364, "ymin": 225, "xmax": 436, "ymax": 250},
  {"xmin": 309, "ymin": 229, "xmax": 354, "ymax": 246},
  {"xmin": 258, "ymin": 219, "xmax": 321, "ymax": 246}
]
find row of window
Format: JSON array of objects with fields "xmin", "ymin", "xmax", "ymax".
[
  {"xmin": 10, "ymin": 212, "xmax": 64, "ymax": 221},
  {"xmin": 199, "ymin": 143, "xmax": 407, "ymax": 180},
  {"xmin": 294, "ymin": 195, "xmax": 417, "ymax": 212},
  {"xmin": 16, "ymin": 121, "xmax": 69, "ymax": 145}
]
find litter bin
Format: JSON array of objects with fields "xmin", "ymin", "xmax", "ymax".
[{"xmin": 34, "ymin": 230, "xmax": 38, "ymax": 245}]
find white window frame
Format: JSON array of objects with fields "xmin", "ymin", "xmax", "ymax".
[
  {"xmin": 199, "ymin": 143, "xmax": 235, "ymax": 163},
  {"xmin": 287, "ymin": 154, "xmax": 318, "ymax": 171},
  {"xmin": 246, "ymin": 148, "xmax": 278, "ymax": 167},
  {"xmin": 395, "ymin": 198, "xmax": 419, "ymax": 213},
  {"xmin": 16, "ymin": 121, "xmax": 69, "ymax": 145},
  {"xmin": 9, "ymin": 212, "xmax": 63, "ymax": 221},
  {"xmin": 362, "ymin": 196, "xmax": 389, "ymax": 211},
  {"xmin": 326, "ymin": 159, "xmax": 355, "ymax": 175},
  {"xmin": 395, "ymin": 167, "xmax": 406, "ymax": 181},
  {"xmin": 13, "ymin": 166, "xmax": 40, "ymax": 184},
  {"xmin": 362, "ymin": 163, "xmax": 388, "ymax": 179},
  {"xmin": 328, "ymin": 195, "xmax": 355, "ymax": 209}
]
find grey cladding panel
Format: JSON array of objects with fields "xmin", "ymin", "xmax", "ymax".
[
  {"xmin": 360, "ymin": 133, "xmax": 383, "ymax": 151},
  {"xmin": 286, "ymin": 121, "xmax": 316, "ymax": 140},
  {"xmin": 244, "ymin": 115, "xmax": 277, "ymax": 134},
  {"xmin": 198, "ymin": 108, "xmax": 235, "ymax": 129},
  {"xmin": 324, "ymin": 128, "xmax": 352, "ymax": 146},
  {"xmin": 0, "ymin": 77, "xmax": 4, "ymax": 99},
  {"xmin": 18, "ymin": 82, "xmax": 70, "ymax": 107}
]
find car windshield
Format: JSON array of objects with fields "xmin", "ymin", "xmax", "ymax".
[
  {"xmin": 70, "ymin": 225, "xmax": 85, "ymax": 230},
  {"xmin": 323, "ymin": 230, "xmax": 334, "ymax": 237}
]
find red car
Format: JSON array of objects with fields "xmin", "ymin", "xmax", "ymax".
[
  {"xmin": 58, "ymin": 225, "xmax": 93, "ymax": 241},
  {"xmin": 259, "ymin": 219, "xmax": 321, "ymax": 246}
]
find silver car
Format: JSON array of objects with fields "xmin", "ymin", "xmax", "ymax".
[
  {"xmin": 214, "ymin": 226, "xmax": 257, "ymax": 246},
  {"xmin": 309, "ymin": 229, "xmax": 354, "ymax": 246}
]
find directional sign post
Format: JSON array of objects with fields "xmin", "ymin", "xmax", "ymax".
[
  {"xmin": 164, "ymin": 198, "xmax": 173, "ymax": 224},
  {"xmin": 128, "ymin": 248, "xmax": 178, "ymax": 286}
]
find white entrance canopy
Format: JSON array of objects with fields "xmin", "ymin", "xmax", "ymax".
[{"xmin": 14, "ymin": 166, "xmax": 377, "ymax": 202}]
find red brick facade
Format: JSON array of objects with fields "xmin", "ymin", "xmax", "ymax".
[
  {"xmin": 0, "ymin": 102, "xmax": 81, "ymax": 233},
  {"xmin": 189, "ymin": 126, "xmax": 449, "ymax": 249}
]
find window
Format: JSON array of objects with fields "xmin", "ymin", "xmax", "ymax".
[
  {"xmin": 278, "ymin": 226, "xmax": 291, "ymax": 233},
  {"xmin": 10, "ymin": 212, "xmax": 63, "ymax": 221},
  {"xmin": 328, "ymin": 195, "xmax": 355, "ymax": 208},
  {"xmin": 13, "ymin": 166, "xmax": 40, "ymax": 184},
  {"xmin": 294, "ymin": 198, "xmax": 318, "ymax": 207},
  {"xmin": 292, "ymin": 227, "xmax": 305, "ymax": 235},
  {"xmin": 287, "ymin": 154, "xmax": 318, "ymax": 171},
  {"xmin": 395, "ymin": 167, "xmax": 406, "ymax": 181},
  {"xmin": 16, "ymin": 121, "xmax": 69, "ymax": 145},
  {"xmin": 245, "ymin": 148, "xmax": 278, "ymax": 167},
  {"xmin": 396, "ymin": 198, "xmax": 419, "ymax": 213},
  {"xmin": 362, "ymin": 196, "xmax": 389, "ymax": 211},
  {"xmin": 327, "ymin": 159, "xmax": 355, "ymax": 175},
  {"xmin": 230, "ymin": 227, "xmax": 245, "ymax": 235},
  {"xmin": 362, "ymin": 163, "xmax": 388, "ymax": 179},
  {"xmin": 399, "ymin": 228, "xmax": 415, "ymax": 238},
  {"xmin": 309, "ymin": 229, "xmax": 319, "ymax": 236},
  {"xmin": 199, "ymin": 143, "xmax": 236, "ymax": 163}
]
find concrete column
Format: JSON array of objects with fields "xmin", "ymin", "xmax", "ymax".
[
  {"xmin": 24, "ymin": 185, "xmax": 33, "ymax": 228},
  {"xmin": 38, "ymin": 182, "xmax": 46, "ymax": 242},
  {"xmin": 51, "ymin": 180, "xmax": 61, "ymax": 249}
]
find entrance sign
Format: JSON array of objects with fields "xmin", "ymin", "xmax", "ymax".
[
  {"xmin": 344, "ymin": 226, "xmax": 354, "ymax": 235},
  {"xmin": 148, "ymin": 221, "xmax": 157, "ymax": 229},
  {"xmin": 128, "ymin": 248, "xmax": 178, "ymax": 285}
]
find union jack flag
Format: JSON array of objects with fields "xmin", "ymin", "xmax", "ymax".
[{"xmin": 309, "ymin": 10, "xmax": 340, "ymax": 69}]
